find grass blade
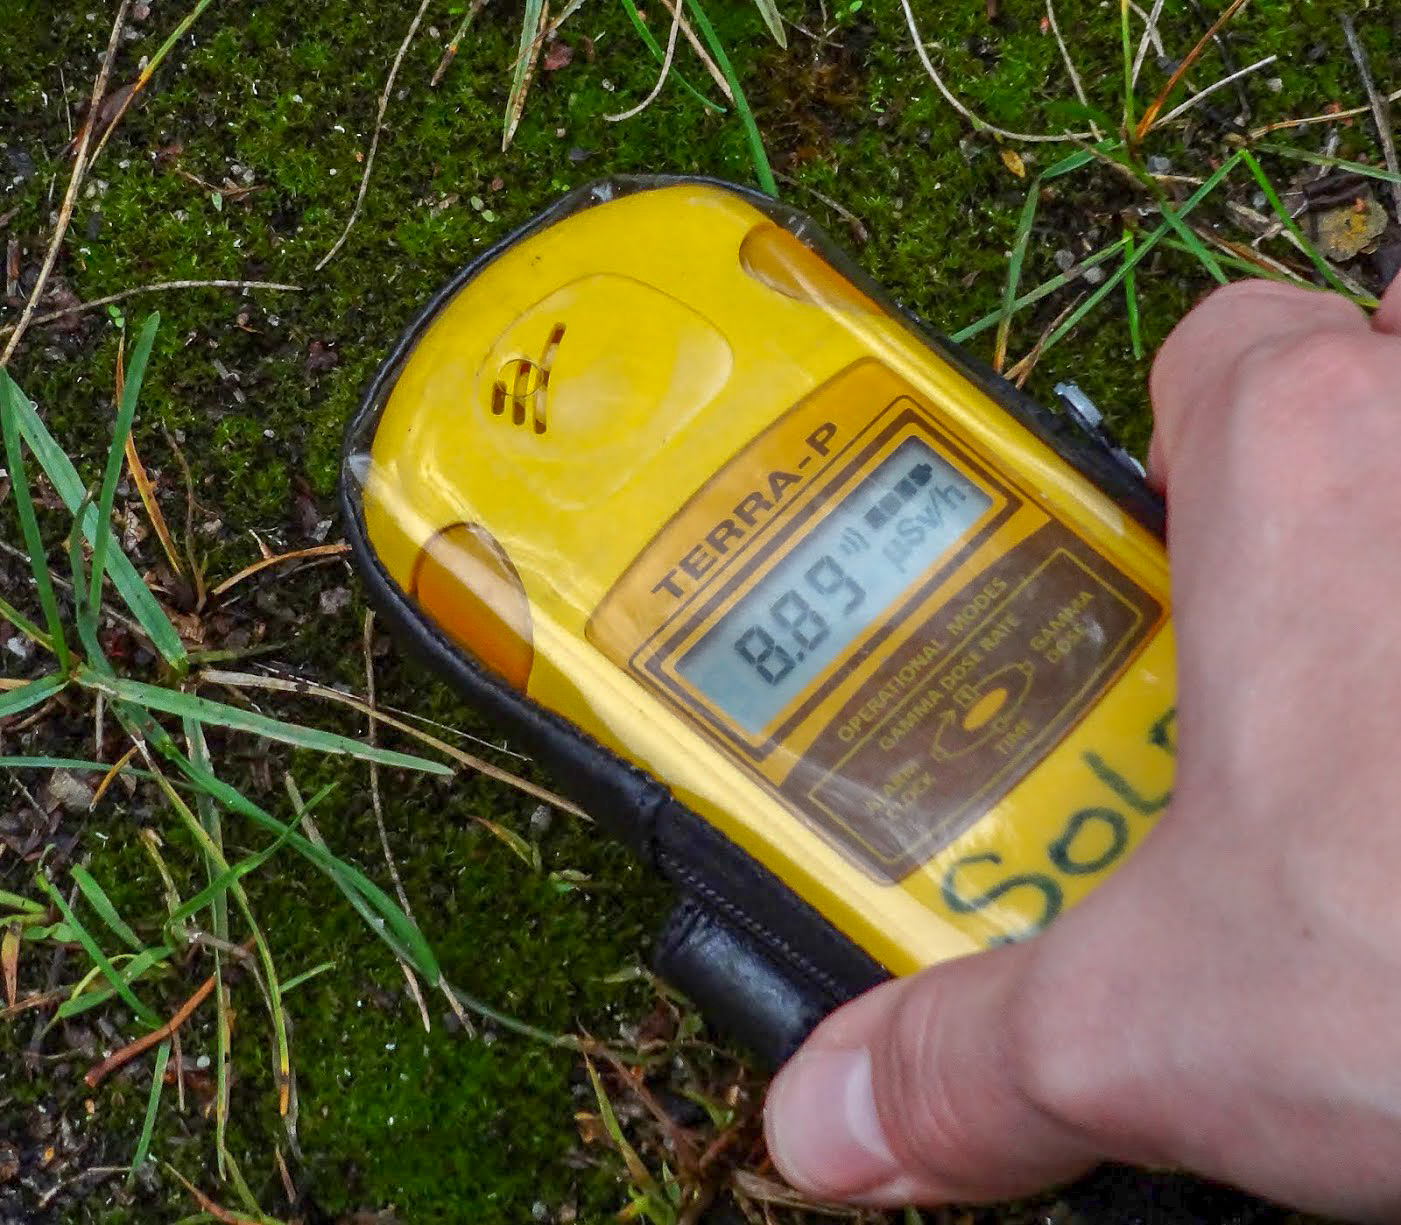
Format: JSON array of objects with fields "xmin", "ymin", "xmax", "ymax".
[
  {"xmin": 0, "ymin": 675, "xmax": 68, "ymax": 720},
  {"xmin": 163, "ymin": 795, "xmax": 317, "ymax": 932},
  {"xmin": 130, "ymin": 710, "xmax": 442, "ymax": 983},
  {"xmin": 286, "ymin": 780, "xmax": 429, "ymax": 971},
  {"xmin": 135, "ymin": 749, "xmax": 295, "ymax": 1122},
  {"xmin": 1043, "ymin": 146, "xmax": 1104, "ymax": 180},
  {"xmin": 127, "ymin": 1037, "xmax": 171, "ymax": 1186},
  {"xmin": 183, "ymin": 719, "xmax": 230, "ymax": 1174},
  {"xmin": 0, "ymin": 593, "xmax": 54, "ymax": 655},
  {"xmin": 57, "ymin": 945, "xmax": 173, "ymax": 1020},
  {"xmin": 66, "ymin": 490, "xmax": 110, "ymax": 676},
  {"xmin": 0, "ymin": 889, "xmax": 45, "ymax": 915},
  {"xmin": 1253, "ymin": 142, "xmax": 1401, "ymax": 186},
  {"xmin": 36, "ymin": 874, "xmax": 161, "ymax": 1028},
  {"xmin": 503, "ymin": 0, "xmax": 547, "ymax": 151},
  {"xmin": 749, "ymin": 0, "xmax": 786, "ymax": 47},
  {"xmin": 8, "ymin": 383, "xmax": 186, "ymax": 668},
  {"xmin": 1040, "ymin": 150, "xmax": 1246, "ymax": 354},
  {"xmin": 950, "ymin": 236, "xmax": 1129, "ymax": 343},
  {"xmin": 1124, "ymin": 228, "xmax": 1143, "ymax": 359},
  {"xmin": 80, "ymin": 671, "xmax": 452, "ymax": 776},
  {"xmin": 91, "ymin": 313, "xmax": 159, "ymax": 609},
  {"xmin": 0, "ymin": 374, "xmax": 70, "ymax": 673},
  {"xmin": 994, "ymin": 179, "xmax": 1042, "ymax": 373},
  {"xmin": 1240, "ymin": 149, "xmax": 1367, "ymax": 298},
  {"xmin": 70, "ymin": 865, "xmax": 144, "ymax": 952},
  {"xmin": 1119, "ymin": 0, "xmax": 1135, "ymax": 133},
  {"xmin": 279, "ymin": 961, "xmax": 335, "ymax": 995},
  {"xmin": 686, "ymin": 0, "xmax": 778, "ymax": 196},
  {"xmin": 620, "ymin": 0, "xmax": 723, "ymax": 113},
  {"xmin": 583, "ymin": 1054, "xmax": 665, "ymax": 1202}
]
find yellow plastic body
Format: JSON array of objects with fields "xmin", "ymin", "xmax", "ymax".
[{"xmin": 357, "ymin": 183, "xmax": 1176, "ymax": 975}]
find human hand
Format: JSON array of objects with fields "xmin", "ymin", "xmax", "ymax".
[{"xmin": 763, "ymin": 275, "xmax": 1401, "ymax": 1221}]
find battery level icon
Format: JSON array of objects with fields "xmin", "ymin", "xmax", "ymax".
[{"xmin": 864, "ymin": 461, "xmax": 933, "ymax": 530}]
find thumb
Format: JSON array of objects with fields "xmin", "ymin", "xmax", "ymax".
[{"xmin": 763, "ymin": 941, "xmax": 1098, "ymax": 1207}]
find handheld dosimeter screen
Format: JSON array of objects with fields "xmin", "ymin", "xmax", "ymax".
[{"xmin": 676, "ymin": 437, "xmax": 993, "ymax": 735}]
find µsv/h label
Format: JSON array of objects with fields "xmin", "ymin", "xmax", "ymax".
[{"xmin": 783, "ymin": 520, "xmax": 1161, "ymax": 880}]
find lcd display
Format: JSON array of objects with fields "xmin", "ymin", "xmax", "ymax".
[{"xmin": 676, "ymin": 437, "xmax": 992, "ymax": 734}]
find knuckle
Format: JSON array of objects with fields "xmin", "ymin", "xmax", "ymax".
[
  {"xmin": 1002, "ymin": 935, "xmax": 1134, "ymax": 1138},
  {"xmin": 873, "ymin": 982, "xmax": 985, "ymax": 1173},
  {"xmin": 1235, "ymin": 328, "xmax": 1380, "ymax": 409},
  {"xmin": 1223, "ymin": 330, "xmax": 1384, "ymax": 471}
]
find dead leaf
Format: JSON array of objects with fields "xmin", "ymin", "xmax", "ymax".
[
  {"xmin": 1000, "ymin": 147, "xmax": 1027, "ymax": 179},
  {"xmin": 63, "ymin": 81, "xmax": 140, "ymax": 157},
  {"xmin": 2, "ymin": 923, "xmax": 20, "ymax": 1009},
  {"xmin": 1314, "ymin": 196, "xmax": 1387, "ymax": 261},
  {"xmin": 305, "ymin": 338, "xmax": 340, "ymax": 374},
  {"xmin": 318, "ymin": 587, "xmax": 352, "ymax": 617},
  {"xmin": 543, "ymin": 39, "xmax": 574, "ymax": 71},
  {"xmin": 40, "ymin": 770, "xmax": 96, "ymax": 815}
]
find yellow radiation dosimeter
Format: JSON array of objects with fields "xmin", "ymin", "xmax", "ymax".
[{"xmin": 342, "ymin": 176, "xmax": 1176, "ymax": 1060}]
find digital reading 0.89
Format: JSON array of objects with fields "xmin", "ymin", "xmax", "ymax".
[{"xmin": 676, "ymin": 437, "xmax": 993, "ymax": 735}]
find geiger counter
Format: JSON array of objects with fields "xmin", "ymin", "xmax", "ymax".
[{"xmin": 342, "ymin": 177, "xmax": 1175, "ymax": 1061}]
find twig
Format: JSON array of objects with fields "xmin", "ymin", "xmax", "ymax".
[
  {"xmin": 1183, "ymin": 0, "xmax": 1253, "ymax": 122},
  {"xmin": 87, "ymin": 0, "xmax": 217, "ymax": 170},
  {"xmin": 1249, "ymin": 88, "xmax": 1401, "ymax": 139},
  {"xmin": 197, "ymin": 666, "xmax": 588, "ymax": 816},
  {"xmin": 1046, "ymin": 0, "xmax": 1101, "ymax": 141},
  {"xmin": 1192, "ymin": 222, "xmax": 1304, "ymax": 280},
  {"xmin": 0, "ymin": 988, "xmax": 72, "ymax": 1021},
  {"xmin": 254, "ymin": 662, "xmax": 528, "ymax": 759},
  {"xmin": 653, "ymin": 0, "xmax": 734, "ymax": 103},
  {"xmin": 0, "ymin": 0, "xmax": 131, "ymax": 366},
  {"xmin": 431, "ymin": 0, "xmax": 492, "ymax": 87},
  {"xmin": 1135, "ymin": 0, "xmax": 1250, "ymax": 140},
  {"xmin": 315, "ymin": 0, "xmax": 433, "ymax": 271},
  {"xmin": 0, "ymin": 279, "xmax": 302, "ymax": 338},
  {"xmin": 166, "ymin": 1165, "xmax": 262, "ymax": 1225},
  {"xmin": 1340, "ymin": 13, "xmax": 1401, "ymax": 221},
  {"xmin": 1006, "ymin": 293, "xmax": 1085, "ymax": 387},
  {"xmin": 361, "ymin": 611, "xmax": 431, "ymax": 1034},
  {"xmin": 207, "ymin": 542, "xmax": 350, "ymax": 600},
  {"xmin": 33, "ymin": 1166, "xmax": 126, "ymax": 1212},
  {"xmin": 1131, "ymin": 0, "xmax": 1167, "ymax": 87},
  {"xmin": 773, "ymin": 174, "xmax": 869, "ymax": 245},
  {"xmin": 606, "ymin": 0, "xmax": 684, "ymax": 123},
  {"xmin": 1153, "ymin": 54, "xmax": 1277, "ymax": 128},
  {"xmin": 0, "ymin": 539, "xmax": 148, "ymax": 641},
  {"xmin": 899, "ymin": 0, "xmax": 1092, "ymax": 143},
  {"xmin": 85, "ymin": 950, "xmax": 243, "ymax": 1088}
]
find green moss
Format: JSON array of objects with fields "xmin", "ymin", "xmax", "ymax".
[{"xmin": 1, "ymin": 0, "xmax": 1392, "ymax": 1219}]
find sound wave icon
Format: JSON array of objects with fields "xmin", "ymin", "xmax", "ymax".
[
  {"xmin": 491, "ymin": 323, "xmax": 566, "ymax": 434},
  {"xmin": 838, "ymin": 526, "xmax": 869, "ymax": 556}
]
